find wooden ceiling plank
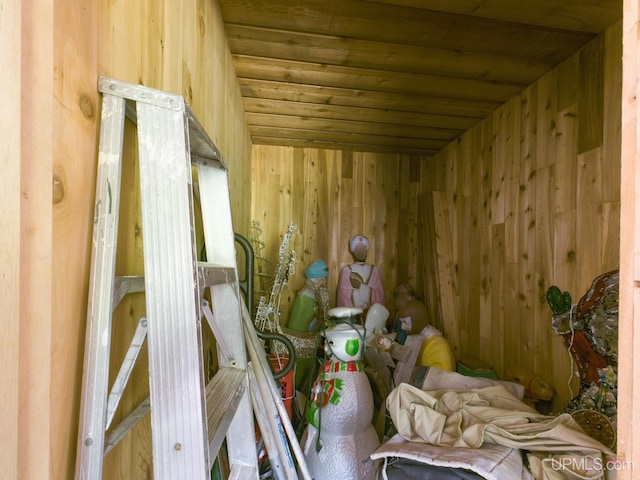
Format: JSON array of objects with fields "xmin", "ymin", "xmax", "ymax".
[
  {"xmin": 248, "ymin": 125, "xmax": 449, "ymax": 149},
  {"xmin": 239, "ymin": 79, "xmax": 501, "ymax": 117},
  {"xmin": 218, "ymin": 0, "xmax": 595, "ymax": 61},
  {"xmin": 241, "ymin": 97, "xmax": 479, "ymax": 130},
  {"xmin": 362, "ymin": 0, "xmax": 622, "ymax": 34},
  {"xmin": 224, "ymin": 24, "xmax": 554, "ymax": 84},
  {"xmin": 252, "ymin": 136, "xmax": 439, "ymax": 154},
  {"xmin": 233, "ymin": 55, "xmax": 526, "ymax": 102},
  {"xmin": 244, "ymin": 112, "xmax": 462, "ymax": 139},
  {"xmin": 217, "ymin": 0, "xmax": 619, "ymax": 155},
  {"xmin": 251, "ymin": 136, "xmax": 440, "ymax": 155}
]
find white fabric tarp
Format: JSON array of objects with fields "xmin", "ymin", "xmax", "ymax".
[
  {"xmin": 374, "ymin": 383, "xmax": 614, "ymax": 479},
  {"xmin": 371, "ymin": 433, "xmax": 533, "ymax": 480}
]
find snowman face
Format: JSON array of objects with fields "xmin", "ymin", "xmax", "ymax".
[
  {"xmin": 326, "ymin": 337, "xmax": 361, "ymax": 360},
  {"xmin": 324, "ymin": 324, "xmax": 365, "ymax": 362}
]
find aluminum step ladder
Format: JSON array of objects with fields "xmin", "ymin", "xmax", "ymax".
[{"xmin": 75, "ymin": 76, "xmax": 259, "ymax": 479}]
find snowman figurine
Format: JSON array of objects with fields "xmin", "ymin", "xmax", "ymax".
[{"xmin": 302, "ymin": 307, "xmax": 380, "ymax": 479}]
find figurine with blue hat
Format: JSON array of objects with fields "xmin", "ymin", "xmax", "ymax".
[
  {"xmin": 287, "ymin": 259, "xmax": 330, "ymax": 332},
  {"xmin": 284, "ymin": 259, "xmax": 331, "ymax": 396}
]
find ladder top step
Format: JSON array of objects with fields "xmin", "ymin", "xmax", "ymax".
[{"xmin": 98, "ymin": 75, "xmax": 227, "ymax": 168}]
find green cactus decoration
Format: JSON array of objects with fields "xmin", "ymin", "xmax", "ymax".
[{"xmin": 546, "ymin": 285, "xmax": 572, "ymax": 315}]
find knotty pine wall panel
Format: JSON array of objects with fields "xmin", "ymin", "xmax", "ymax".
[
  {"xmin": 251, "ymin": 146, "xmax": 411, "ymax": 319},
  {"xmin": 250, "ymin": 21, "xmax": 622, "ymax": 412},
  {"xmin": 618, "ymin": 0, "xmax": 640, "ymax": 469},
  {"xmin": 427, "ymin": 22, "xmax": 621, "ymax": 410},
  {"xmin": 52, "ymin": 0, "xmax": 98, "ymax": 478},
  {"xmin": 92, "ymin": 0, "xmax": 254, "ymax": 478},
  {"xmin": 3, "ymin": 1, "xmax": 55, "ymax": 479}
]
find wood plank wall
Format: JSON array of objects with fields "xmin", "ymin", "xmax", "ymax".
[
  {"xmin": 1, "ymin": 1, "xmax": 55, "ymax": 479},
  {"xmin": 0, "ymin": 0, "xmax": 252, "ymax": 479},
  {"xmin": 2, "ymin": 1, "xmax": 97, "ymax": 479},
  {"xmin": 52, "ymin": 2, "xmax": 98, "ymax": 479},
  {"xmin": 1, "ymin": 4, "xmax": 629, "ymax": 480},
  {"xmin": 434, "ymin": 22, "xmax": 621, "ymax": 411},
  {"xmin": 250, "ymin": 148, "xmax": 420, "ymax": 321},
  {"xmin": 96, "ymin": 1, "xmax": 253, "ymax": 479},
  {"xmin": 618, "ymin": 0, "xmax": 640, "ymax": 474},
  {"xmin": 250, "ymin": 22, "xmax": 622, "ymax": 412},
  {"xmin": 1, "ymin": 3, "xmax": 22, "ymax": 477}
]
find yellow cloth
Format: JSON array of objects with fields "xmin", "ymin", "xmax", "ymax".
[{"xmin": 416, "ymin": 335, "xmax": 456, "ymax": 372}]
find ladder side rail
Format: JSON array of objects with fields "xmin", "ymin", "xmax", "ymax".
[
  {"xmin": 75, "ymin": 92, "xmax": 126, "ymax": 479},
  {"xmin": 197, "ymin": 158, "xmax": 259, "ymax": 473},
  {"xmin": 136, "ymin": 100, "xmax": 209, "ymax": 479}
]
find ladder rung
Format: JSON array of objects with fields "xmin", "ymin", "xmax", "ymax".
[
  {"xmin": 206, "ymin": 367, "xmax": 247, "ymax": 459},
  {"xmin": 112, "ymin": 275, "xmax": 145, "ymax": 311},
  {"xmin": 113, "ymin": 275, "xmax": 145, "ymax": 295},
  {"xmin": 197, "ymin": 262, "xmax": 237, "ymax": 288}
]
